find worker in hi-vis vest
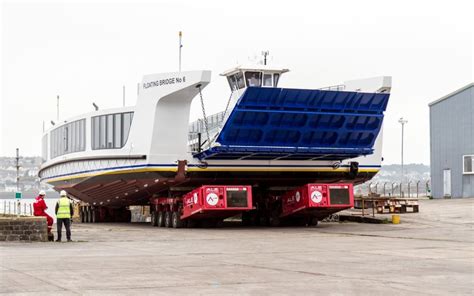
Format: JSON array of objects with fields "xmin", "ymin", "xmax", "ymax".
[{"xmin": 55, "ymin": 190, "xmax": 74, "ymax": 242}]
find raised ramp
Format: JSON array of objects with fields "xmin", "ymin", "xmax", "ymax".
[{"xmin": 194, "ymin": 87, "xmax": 389, "ymax": 161}]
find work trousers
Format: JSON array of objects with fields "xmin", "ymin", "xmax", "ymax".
[{"xmin": 57, "ymin": 218, "xmax": 71, "ymax": 241}]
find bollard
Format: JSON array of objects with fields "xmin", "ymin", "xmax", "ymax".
[
  {"xmin": 29, "ymin": 204, "xmax": 33, "ymax": 216},
  {"xmin": 392, "ymin": 215, "xmax": 400, "ymax": 224}
]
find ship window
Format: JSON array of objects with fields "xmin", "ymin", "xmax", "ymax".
[
  {"xmin": 49, "ymin": 118, "xmax": 86, "ymax": 159},
  {"xmin": 245, "ymin": 71, "xmax": 262, "ymax": 87},
  {"xmin": 99, "ymin": 116, "xmax": 106, "ymax": 148},
  {"xmin": 273, "ymin": 73, "xmax": 280, "ymax": 87},
  {"xmin": 92, "ymin": 112, "xmax": 134, "ymax": 150},
  {"xmin": 263, "ymin": 74, "xmax": 272, "ymax": 87},
  {"xmin": 122, "ymin": 112, "xmax": 133, "ymax": 146},
  {"xmin": 92, "ymin": 117, "xmax": 100, "ymax": 150},
  {"xmin": 63, "ymin": 126, "xmax": 68, "ymax": 152},
  {"xmin": 107, "ymin": 115, "xmax": 114, "ymax": 148},
  {"xmin": 227, "ymin": 72, "xmax": 245, "ymax": 91},
  {"xmin": 114, "ymin": 114, "xmax": 122, "ymax": 148},
  {"xmin": 227, "ymin": 76, "xmax": 237, "ymax": 91}
]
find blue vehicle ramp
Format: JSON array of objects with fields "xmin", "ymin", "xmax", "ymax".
[{"xmin": 194, "ymin": 87, "xmax": 390, "ymax": 161}]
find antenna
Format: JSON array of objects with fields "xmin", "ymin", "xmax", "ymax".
[
  {"xmin": 179, "ymin": 31, "xmax": 183, "ymax": 72},
  {"xmin": 123, "ymin": 85, "xmax": 125, "ymax": 107},
  {"xmin": 262, "ymin": 51, "xmax": 270, "ymax": 66},
  {"xmin": 50, "ymin": 120, "xmax": 55, "ymax": 126},
  {"xmin": 56, "ymin": 95, "xmax": 59, "ymax": 120},
  {"xmin": 92, "ymin": 102, "xmax": 99, "ymax": 111}
]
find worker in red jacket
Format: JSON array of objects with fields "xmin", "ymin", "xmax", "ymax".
[{"xmin": 33, "ymin": 190, "xmax": 54, "ymax": 239}]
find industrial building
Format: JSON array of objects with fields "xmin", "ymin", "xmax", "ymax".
[{"xmin": 429, "ymin": 83, "xmax": 473, "ymax": 198}]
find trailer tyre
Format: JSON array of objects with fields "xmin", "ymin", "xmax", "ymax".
[
  {"xmin": 308, "ymin": 217, "xmax": 318, "ymax": 227},
  {"xmin": 157, "ymin": 211, "xmax": 165, "ymax": 227},
  {"xmin": 171, "ymin": 211, "xmax": 185, "ymax": 228},
  {"xmin": 269, "ymin": 210, "xmax": 281, "ymax": 227},
  {"xmin": 164, "ymin": 211, "xmax": 172, "ymax": 228},
  {"xmin": 151, "ymin": 211, "xmax": 158, "ymax": 227}
]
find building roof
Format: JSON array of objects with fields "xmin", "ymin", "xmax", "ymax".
[{"xmin": 428, "ymin": 82, "xmax": 474, "ymax": 107}]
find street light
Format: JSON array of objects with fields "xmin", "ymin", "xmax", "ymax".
[{"xmin": 398, "ymin": 117, "xmax": 408, "ymax": 195}]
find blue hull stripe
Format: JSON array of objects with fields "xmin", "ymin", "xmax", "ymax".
[{"xmin": 41, "ymin": 163, "xmax": 381, "ymax": 181}]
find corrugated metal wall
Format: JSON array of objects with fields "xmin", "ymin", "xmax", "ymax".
[{"xmin": 430, "ymin": 85, "xmax": 474, "ymax": 198}]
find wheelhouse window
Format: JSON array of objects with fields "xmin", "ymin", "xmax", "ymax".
[
  {"xmin": 50, "ymin": 118, "xmax": 86, "ymax": 158},
  {"xmin": 245, "ymin": 71, "xmax": 262, "ymax": 87},
  {"xmin": 463, "ymin": 155, "xmax": 474, "ymax": 174},
  {"xmin": 227, "ymin": 72, "xmax": 245, "ymax": 91},
  {"xmin": 273, "ymin": 73, "xmax": 280, "ymax": 87},
  {"xmin": 92, "ymin": 112, "xmax": 134, "ymax": 150},
  {"xmin": 263, "ymin": 74, "xmax": 272, "ymax": 87}
]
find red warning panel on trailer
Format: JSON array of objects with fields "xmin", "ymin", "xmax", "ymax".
[
  {"xmin": 181, "ymin": 185, "xmax": 252, "ymax": 219},
  {"xmin": 281, "ymin": 183, "xmax": 353, "ymax": 217}
]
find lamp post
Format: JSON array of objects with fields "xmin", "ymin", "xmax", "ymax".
[{"xmin": 398, "ymin": 117, "xmax": 408, "ymax": 195}]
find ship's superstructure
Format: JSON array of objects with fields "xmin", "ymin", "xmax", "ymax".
[{"xmin": 39, "ymin": 65, "xmax": 391, "ymax": 224}]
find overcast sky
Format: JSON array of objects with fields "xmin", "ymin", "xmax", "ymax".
[{"xmin": 1, "ymin": 0, "xmax": 473, "ymax": 164}]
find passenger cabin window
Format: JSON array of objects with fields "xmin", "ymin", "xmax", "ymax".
[
  {"xmin": 92, "ymin": 112, "xmax": 134, "ymax": 150},
  {"xmin": 245, "ymin": 71, "xmax": 262, "ymax": 87},
  {"xmin": 273, "ymin": 73, "xmax": 280, "ymax": 87},
  {"xmin": 263, "ymin": 74, "xmax": 272, "ymax": 87},
  {"xmin": 227, "ymin": 72, "xmax": 245, "ymax": 91},
  {"xmin": 50, "ymin": 119, "xmax": 86, "ymax": 159}
]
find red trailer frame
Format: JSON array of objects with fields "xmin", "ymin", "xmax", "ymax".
[
  {"xmin": 281, "ymin": 183, "xmax": 354, "ymax": 218},
  {"xmin": 150, "ymin": 185, "xmax": 253, "ymax": 228}
]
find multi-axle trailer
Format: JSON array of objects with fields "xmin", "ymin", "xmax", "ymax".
[{"xmin": 145, "ymin": 183, "xmax": 354, "ymax": 228}]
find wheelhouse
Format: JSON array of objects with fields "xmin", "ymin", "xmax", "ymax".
[{"xmin": 220, "ymin": 65, "xmax": 289, "ymax": 91}]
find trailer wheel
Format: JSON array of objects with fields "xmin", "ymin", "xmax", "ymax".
[
  {"xmin": 157, "ymin": 211, "xmax": 165, "ymax": 227},
  {"xmin": 80, "ymin": 207, "xmax": 85, "ymax": 223},
  {"xmin": 88, "ymin": 207, "xmax": 93, "ymax": 223},
  {"xmin": 171, "ymin": 211, "xmax": 185, "ymax": 228},
  {"xmin": 150, "ymin": 211, "xmax": 158, "ymax": 227},
  {"xmin": 84, "ymin": 207, "xmax": 90, "ymax": 223},
  {"xmin": 269, "ymin": 210, "xmax": 281, "ymax": 227},
  {"xmin": 308, "ymin": 217, "xmax": 318, "ymax": 227},
  {"xmin": 201, "ymin": 219, "xmax": 218, "ymax": 228},
  {"xmin": 186, "ymin": 219, "xmax": 197, "ymax": 228},
  {"xmin": 164, "ymin": 211, "xmax": 172, "ymax": 228}
]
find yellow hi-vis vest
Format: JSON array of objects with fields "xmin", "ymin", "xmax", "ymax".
[{"xmin": 57, "ymin": 197, "xmax": 71, "ymax": 219}]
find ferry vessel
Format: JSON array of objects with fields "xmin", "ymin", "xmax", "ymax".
[{"xmin": 39, "ymin": 63, "xmax": 391, "ymax": 225}]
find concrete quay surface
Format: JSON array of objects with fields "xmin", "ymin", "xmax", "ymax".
[{"xmin": 1, "ymin": 199, "xmax": 473, "ymax": 295}]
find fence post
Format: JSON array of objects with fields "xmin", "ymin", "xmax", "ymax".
[
  {"xmin": 408, "ymin": 181, "xmax": 411, "ymax": 198},
  {"xmin": 400, "ymin": 182, "xmax": 403, "ymax": 197},
  {"xmin": 416, "ymin": 181, "xmax": 420, "ymax": 198}
]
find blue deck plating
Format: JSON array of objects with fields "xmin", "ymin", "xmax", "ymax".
[{"xmin": 195, "ymin": 87, "xmax": 390, "ymax": 161}]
